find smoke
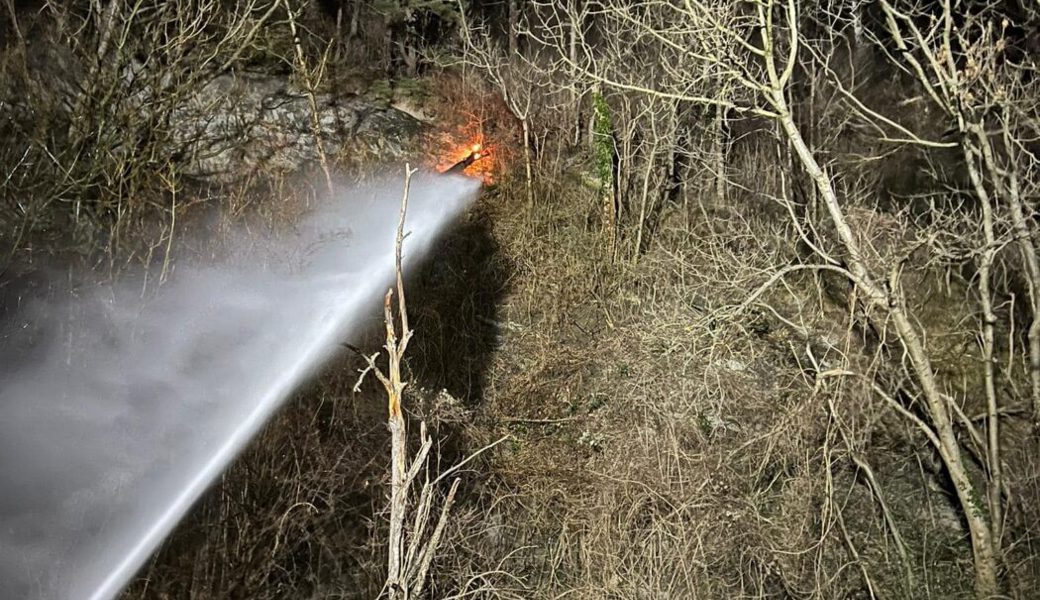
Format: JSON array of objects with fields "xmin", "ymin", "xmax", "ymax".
[{"xmin": 0, "ymin": 171, "xmax": 480, "ymax": 600}]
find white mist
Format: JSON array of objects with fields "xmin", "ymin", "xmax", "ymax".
[{"xmin": 0, "ymin": 171, "xmax": 480, "ymax": 599}]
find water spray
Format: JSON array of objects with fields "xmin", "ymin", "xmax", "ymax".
[{"xmin": 0, "ymin": 170, "xmax": 480, "ymax": 599}]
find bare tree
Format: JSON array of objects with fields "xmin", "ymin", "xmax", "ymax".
[
  {"xmin": 3, "ymin": 0, "xmax": 343, "ymax": 269},
  {"xmin": 513, "ymin": 0, "xmax": 1040, "ymax": 595},
  {"xmin": 872, "ymin": 1, "xmax": 1040, "ymax": 433},
  {"xmin": 355, "ymin": 166, "xmax": 463, "ymax": 600},
  {"xmin": 351, "ymin": 166, "xmax": 511, "ymax": 600},
  {"xmin": 454, "ymin": 6, "xmax": 538, "ymax": 212}
]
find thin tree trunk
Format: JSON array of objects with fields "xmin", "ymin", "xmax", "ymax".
[
  {"xmin": 712, "ymin": 103, "xmax": 726, "ymax": 205},
  {"xmin": 508, "ymin": 0, "xmax": 519, "ymax": 56},
  {"xmin": 386, "ymin": 392, "xmax": 407, "ymax": 598},
  {"xmin": 570, "ymin": 0, "xmax": 580, "ymax": 146},
  {"xmin": 350, "ymin": 0, "xmax": 360, "ymax": 38},
  {"xmin": 522, "ymin": 117, "xmax": 534, "ymax": 212},
  {"xmin": 996, "ymin": 118, "xmax": 1040, "ymax": 426},
  {"xmin": 3, "ymin": 0, "xmax": 23, "ymax": 47},
  {"xmin": 970, "ymin": 114, "xmax": 1040, "ymax": 427},
  {"xmin": 963, "ymin": 137, "xmax": 1004, "ymax": 550},
  {"xmin": 283, "ymin": 0, "xmax": 333, "ymax": 192},
  {"xmin": 776, "ymin": 90, "xmax": 998, "ymax": 598},
  {"xmin": 94, "ymin": 0, "xmax": 121, "ymax": 62},
  {"xmin": 385, "ymin": 167, "xmax": 416, "ymax": 599},
  {"xmin": 634, "ymin": 145, "xmax": 656, "ymax": 259},
  {"xmin": 758, "ymin": 7, "xmax": 997, "ymax": 588},
  {"xmin": 634, "ymin": 114, "xmax": 660, "ymax": 260}
]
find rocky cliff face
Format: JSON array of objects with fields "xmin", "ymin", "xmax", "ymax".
[
  {"xmin": 0, "ymin": 36, "xmax": 434, "ymax": 263},
  {"xmin": 171, "ymin": 71, "xmax": 422, "ymax": 180},
  {"xmin": 4, "ymin": 42, "xmax": 424, "ymax": 183}
]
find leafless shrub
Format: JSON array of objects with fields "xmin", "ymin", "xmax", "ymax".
[
  {"xmin": 7, "ymin": 1, "xmax": 1040, "ymax": 598},
  {"xmin": 452, "ymin": 1, "xmax": 1040, "ymax": 597},
  {"xmin": 0, "ymin": 0, "xmax": 338, "ymax": 267}
]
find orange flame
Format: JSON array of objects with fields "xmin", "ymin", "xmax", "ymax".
[{"xmin": 437, "ymin": 137, "xmax": 495, "ymax": 183}]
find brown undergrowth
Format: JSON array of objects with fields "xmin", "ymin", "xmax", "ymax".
[
  {"xmin": 3, "ymin": 26, "xmax": 1036, "ymax": 593},
  {"xmin": 124, "ymin": 69, "xmax": 1039, "ymax": 597}
]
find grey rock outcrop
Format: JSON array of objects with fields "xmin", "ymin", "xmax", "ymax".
[
  {"xmin": 172, "ymin": 71, "xmax": 422, "ymax": 180},
  {"xmin": 3, "ymin": 34, "xmax": 423, "ymax": 182},
  {"xmin": 2, "ymin": 53, "xmax": 422, "ymax": 179}
]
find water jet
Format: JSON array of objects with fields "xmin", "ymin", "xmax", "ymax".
[{"xmin": 0, "ymin": 171, "xmax": 479, "ymax": 599}]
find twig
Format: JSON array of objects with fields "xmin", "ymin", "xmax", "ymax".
[{"xmin": 502, "ymin": 416, "xmax": 580, "ymax": 424}]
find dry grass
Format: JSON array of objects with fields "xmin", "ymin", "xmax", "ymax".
[
  {"xmin": 420, "ymin": 117, "xmax": 1039, "ymax": 598},
  {"xmin": 4, "ymin": 4, "xmax": 1039, "ymax": 594},
  {"xmin": 122, "ymin": 85, "xmax": 1039, "ymax": 597}
]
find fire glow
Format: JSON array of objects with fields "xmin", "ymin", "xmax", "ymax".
[{"xmin": 437, "ymin": 138, "xmax": 495, "ymax": 183}]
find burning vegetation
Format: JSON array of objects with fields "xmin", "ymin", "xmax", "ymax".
[
  {"xmin": 441, "ymin": 142, "xmax": 485, "ymax": 175},
  {"xmin": 1, "ymin": 1, "xmax": 1040, "ymax": 599},
  {"xmin": 433, "ymin": 134, "xmax": 498, "ymax": 183}
]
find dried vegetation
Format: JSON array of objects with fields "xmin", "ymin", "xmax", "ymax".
[{"xmin": 2, "ymin": 1, "xmax": 1040, "ymax": 599}]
